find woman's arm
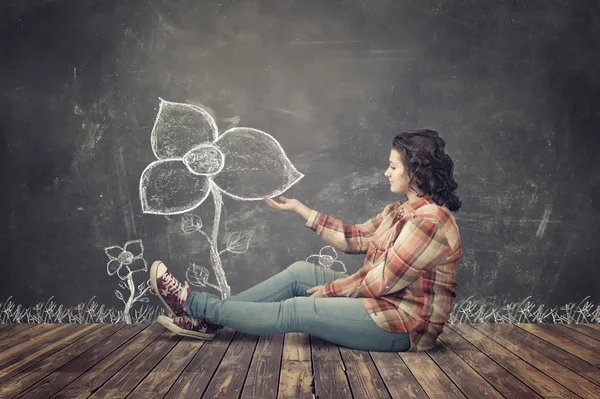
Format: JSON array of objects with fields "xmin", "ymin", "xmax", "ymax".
[{"xmin": 264, "ymin": 196, "xmax": 392, "ymax": 254}]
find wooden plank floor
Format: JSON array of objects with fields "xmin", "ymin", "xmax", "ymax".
[{"xmin": 0, "ymin": 323, "xmax": 599, "ymax": 398}]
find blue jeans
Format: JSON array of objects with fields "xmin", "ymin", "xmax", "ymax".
[{"xmin": 185, "ymin": 261, "xmax": 410, "ymax": 352}]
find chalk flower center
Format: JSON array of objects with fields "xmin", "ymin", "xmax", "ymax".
[
  {"xmin": 320, "ymin": 255, "xmax": 334, "ymax": 268},
  {"xmin": 183, "ymin": 144, "xmax": 225, "ymax": 175},
  {"xmin": 118, "ymin": 251, "xmax": 134, "ymax": 265}
]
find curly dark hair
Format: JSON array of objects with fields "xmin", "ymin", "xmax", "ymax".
[{"xmin": 392, "ymin": 129, "xmax": 462, "ymax": 212}]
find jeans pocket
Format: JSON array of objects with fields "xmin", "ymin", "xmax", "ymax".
[{"xmin": 390, "ymin": 335, "xmax": 410, "ymax": 352}]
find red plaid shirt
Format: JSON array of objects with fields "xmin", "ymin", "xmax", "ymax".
[{"xmin": 305, "ymin": 196, "xmax": 462, "ymax": 351}]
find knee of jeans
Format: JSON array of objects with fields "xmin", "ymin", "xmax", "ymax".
[
  {"xmin": 286, "ymin": 260, "xmax": 314, "ymax": 276},
  {"xmin": 281, "ymin": 297, "xmax": 312, "ymax": 327}
]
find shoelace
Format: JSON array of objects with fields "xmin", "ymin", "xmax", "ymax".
[
  {"xmin": 165, "ymin": 274, "xmax": 189, "ymax": 302},
  {"xmin": 176, "ymin": 316, "xmax": 207, "ymax": 328},
  {"xmin": 178, "ymin": 316, "xmax": 198, "ymax": 327}
]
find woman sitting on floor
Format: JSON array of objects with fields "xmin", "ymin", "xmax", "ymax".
[{"xmin": 150, "ymin": 129, "xmax": 462, "ymax": 352}]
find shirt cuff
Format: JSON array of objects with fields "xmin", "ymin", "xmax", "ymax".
[
  {"xmin": 304, "ymin": 210, "xmax": 323, "ymax": 232},
  {"xmin": 323, "ymin": 281, "xmax": 337, "ymax": 297}
]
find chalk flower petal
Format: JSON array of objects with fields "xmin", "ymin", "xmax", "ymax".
[
  {"xmin": 105, "ymin": 246, "xmax": 123, "ymax": 260},
  {"xmin": 151, "ymin": 98, "xmax": 218, "ymax": 159},
  {"xmin": 331, "ymin": 260, "xmax": 347, "ymax": 273},
  {"xmin": 104, "ymin": 245, "xmax": 123, "ymax": 260},
  {"xmin": 117, "ymin": 265, "xmax": 131, "ymax": 280},
  {"xmin": 124, "ymin": 240, "xmax": 144, "ymax": 257},
  {"xmin": 212, "ymin": 128, "xmax": 304, "ymax": 199},
  {"xmin": 140, "ymin": 159, "xmax": 210, "ymax": 215},
  {"xmin": 107, "ymin": 259, "xmax": 122, "ymax": 276},
  {"xmin": 319, "ymin": 246, "xmax": 338, "ymax": 259},
  {"xmin": 127, "ymin": 258, "xmax": 148, "ymax": 273}
]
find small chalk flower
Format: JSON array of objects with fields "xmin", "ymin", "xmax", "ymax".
[
  {"xmin": 104, "ymin": 240, "xmax": 148, "ymax": 280},
  {"xmin": 306, "ymin": 246, "xmax": 347, "ymax": 273}
]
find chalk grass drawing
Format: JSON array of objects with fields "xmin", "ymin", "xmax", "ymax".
[
  {"xmin": 104, "ymin": 239, "xmax": 154, "ymax": 323},
  {"xmin": 1, "ymin": 295, "xmax": 598, "ymax": 324},
  {"xmin": 306, "ymin": 245, "xmax": 348, "ymax": 273},
  {"xmin": 446, "ymin": 295, "xmax": 600, "ymax": 324},
  {"xmin": 0, "ymin": 296, "xmax": 164, "ymax": 324},
  {"xmin": 140, "ymin": 98, "xmax": 304, "ymax": 298}
]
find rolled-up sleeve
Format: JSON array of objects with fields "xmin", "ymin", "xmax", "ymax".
[{"xmin": 305, "ymin": 204, "xmax": 394, "ymax": 254}]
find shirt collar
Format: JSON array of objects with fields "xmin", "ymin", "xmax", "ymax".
[{"xmin": 396, "ymin": 196, "xmax": 435, "ymax": 215}]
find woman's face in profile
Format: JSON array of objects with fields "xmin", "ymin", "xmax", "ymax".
[{"xmin": 384, "ymin": 149, "xmax": 412, "ymax": 195}]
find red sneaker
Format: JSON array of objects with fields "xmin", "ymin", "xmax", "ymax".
[
  {"xmin": 156, "ymin": 315, "xmax": 216, "ymax": 340},
  {"xmin": 150, "ymin": 261, "xmax": 190, "ymax": 317}
]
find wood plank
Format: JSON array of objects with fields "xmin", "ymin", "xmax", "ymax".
[
  {"xmin": 370, "ymin": 351, "xmax": 428, "ymax": 399},
  {"xmin": 0, "ymin": 323, "xmax": 65, "ymax": 354},
  {"xmin": 0, "ymin": 324, "xmax": 103, "ymax": 386},
  {"xmin": 0, "ymin": 324, "xmax": 124, "ymax": 397},
  {"xmin": 563, "ymin": 324, "xmax": 600, "ymax": 341},
  {"xmin": 473, "ymin": 324, "xmax": 600, "ymax": 398},
  {"xmin": 451, "ymin": 324, "xmax": 579, "ymax": 398},
  {"xmin": 0, "ymin": 324, "xmax": 78, "ymax": 369},
  {"xmin": 0, "ymin": 324, "xmax": 16, "ymax": 334},
  {"xmin": 438, "ymin": 327, "xmax": 542, "ymax": 398},
  {"xmin": 428, "ymin": 339, "xmax": 504, "ymax": 399},
  {"xmin": 498, "ymin": 324, "xmax": 600, "ymax": 387},
  {"xmin": 0, "ymin": 323, "xmax": 36, "ymax": 339},
  {"xmin": 399, "ymin": 351, "xmax": 466, "ymax": 399},
  {"xmin": 339, "ymin": 347, "xmax": 390, "ymax": 399},
  {"xmin": 52, "ymin": 323, "xmax": 165, "ymax": 398},
  {"xmin": 241, "ymin": 333, "xmax": 284, "ymax": 399},
  {"xmin": 5, "ymin": 322, "xmax": 599, "ymax": 399},
  {"xmin": 164, "ymin": 328, "xmax": 237, "ymax": 398},
  {"xmin": 310, "ymin": 336, "xmax": 352, "ymax": 399},
  {"xmin": 127, "ymin": 332, "xmax": 206, "ymax": 397},
  {"xmin": 278, "ymin": 333, "xmax": 313, "ymax": 399},
  {"xmin": 15, "ymin": 323, "xmax": 148, "ymax": 398},
  {"xmin": 201, "ymin": 332, "xmax": 259, "ymax": 398},
  {"xmin": 518, "ymin": 324, "xmax": 600, "ymax": 366},
  {"xmin": 542, "ymin": 324, "xmax": 600, "ymax": 355},
  {"xmin": 88, "ymin": 329, "xmax": 179, "ymax": 399},
  {"xmin": 588, "ymin": 324, "xmax": 600, "ymax": 331}
]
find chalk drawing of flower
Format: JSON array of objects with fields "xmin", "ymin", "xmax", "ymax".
[
  {"xmin": 105, "ymin": 239, "xmax": 148, "ymax": 280},
  {"xmin": 139, "ymin": 98, "xmax": 304, "ymax": 299},
  {"xmin": 104, "ymin": 239, "xmax": 152, "ymax": 323},
  {"xmin": 140, "ymin": 98, "xmax": 304, "ymax": 215},
  {"xmin": 306, "ymin": 246, "xmax": 347, "ymax": 273}
]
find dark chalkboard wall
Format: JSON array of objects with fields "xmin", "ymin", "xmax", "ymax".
[{"xmin": 1, "ymin": 0, "xmax": 599, "ymax": 321}]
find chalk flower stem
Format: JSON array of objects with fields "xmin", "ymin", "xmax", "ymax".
[
  {"xmin": 208, "ymin": 181, "xmax": 230, "ymax": 298},
  {"xmin": 190, "ymin": 215, "xmax": 228, "ymax": 297}
]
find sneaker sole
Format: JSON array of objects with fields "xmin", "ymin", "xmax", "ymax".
[
  {"xmin": 156, "ymin": 315, "xmax": 215, "ymax": 340},
  {"xmin": 150, "ymin": 261, "xmax": 179, "ymax": 317}
]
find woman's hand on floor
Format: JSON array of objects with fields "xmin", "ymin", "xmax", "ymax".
[{"xmin": 307, "ymin": 285, "xmax": 328, "ymax": 298}]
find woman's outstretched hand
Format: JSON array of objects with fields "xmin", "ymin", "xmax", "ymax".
[
  {"xmin": 263, "ymin": 196, "xmax": 301, "ymax": 212},
  {"xmin": 264, "ymin": 196, "xmax": 314, "ymax": 222},
  {"xmin": 307, "ymin": 285, "xmax": 328, "ymax": 298}
]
